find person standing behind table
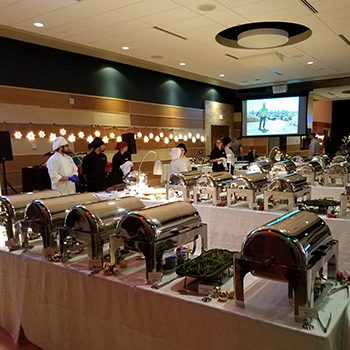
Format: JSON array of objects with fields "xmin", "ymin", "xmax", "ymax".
[
  {"xmin": 258, "ymin": 102, "xmax": 268, "ymax": 131},
  {"xmin": 210, "ymin": 138, "xmax": 226, "ymax": 172},
  {"xmin": 170, "ymin": 147, "xmax": 188, "ymax": 174},
  {"xmin": 46, "ymin": 136, "xmax": 79, "ymax": 195},
  {"xmin": 176, "ymin": 143, "xmax": 191, "ymax": 171},
  {"xmin": 109, "ymin": 141, "xmax": 133, "ymax": 186},
  {"xmin": 308, "ymin": 132, "xmax": 320, "ymax": 158},
  {"xmin": 222, "ymin": 137, "xmax": 235, "ymax": 174},
  {"xmin": 232, "ymin": 137, "xmax": 244, "ymax": 160},
  {"xmin": 82, "ymin": 137, "xmax": 107, "ymax": 192},
  {"xmin": 247, "ymin": 146, "xmax": 256, "ymax": 163}
]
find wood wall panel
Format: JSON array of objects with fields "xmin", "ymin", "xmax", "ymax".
[
  {"xmin": 130, "ymin": 115, "xmax": 174, "ymax": 127},
  {"xmin": 171, "ymin": 107, "xmax": 204, "ymax": 120},
  {"xmin": 129, "ymin": 101, "xmax": 172, "ymax": 116}
]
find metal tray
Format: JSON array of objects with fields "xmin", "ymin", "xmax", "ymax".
[{"xmin": 176, "ymin": 249, "xmax": 236, "ymax": 279}]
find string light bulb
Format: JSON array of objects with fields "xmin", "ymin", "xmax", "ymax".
[
  {"xmin": 39, "ymin": 130, "xmax": 46, "ymax": 138},
  {"xmin": 14, "ymin": 131, "xmax": 22, "ymax": 139},
  {"xmin": 87, "ymin": 135, "xmax": 94, "ymax": 143},
  {"xmin": 188, "ymin": 132, "xmax": 192, "ymax": 138},
  {"xmin": 169, "ymin": 133, "xmax": 174, "ymax": 139},
  {"xmin": 68, "ymin": 134, "xmax": 76, "ymax": 142},
  {"xmin": 137, "ymin": 131, "xmax": 142, "ymax": 138},
  {"xmin": 196, "ymin": 133, "xmax": 200, "ymax": 139},
  {"xmin": 78, "ymin": 131, "xmax": 85, "ymax": 138},
  {"xmin": 159, "ymin": 131, "xmax": 164, "ymax": 138},
  {"xmin": 179, "ymin": 134, "xmax": 183, "ymax": 140},
  {"xmin": 149, "ymin": 132, "xmax": 154, "ymax": 139},
  {"xmin": 183, "ymin": 135, "xmax": 188, "ymax": 141},
  {"xmin": 60, "ymin": 128, "xmax": 66, "ymax": 136},
  {"xmin": 192, "ymin": 136, "xmax": 196, "ymax": 143},
  {"xmin": 109, "ymin": 132, "xmax": 115, "ymax": 139},
  {"xmin": 117, "ymin": 136, "xmax": 122, "ymax": 142},
  {"xmin": 155, "ymin": 135, "xmax": 160, "ymax": 142},
  {"xmin": 49, "ymin": 133, "xmax": 57, "ymax": 142},
  {"xmin": 144, "ymin": 135, "xmax": 149, "ymax": 143},
  {"xmin": 26, "ymin": 131, "xmax": 35, "ymax": 141},
  {"xmin": 201, "ymin": 136, "xmax": 205, "ymax": 142},
  {"xmin": 174, "ymin": 135, "xmax": 179, "ymax": 142},
  {"xmin": 164, "ymin": 137, "xmax": 169, "ymax": 144},
  {"xmin": 102, "ymin": 136, "xmax": 109, "ymax": 143},
  {"xmin": 94, "ymin": 130, "xmax": 101, "ymax": 137}
]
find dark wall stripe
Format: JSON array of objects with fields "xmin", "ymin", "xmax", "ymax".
[{"xmin": 0, "ymin": 36, "xmax": 238, "ymax": 110}]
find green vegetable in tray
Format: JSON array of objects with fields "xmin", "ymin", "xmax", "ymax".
[
  {"xmin": 176, "ymin": 249, "xmax": 236, "ymax": 277},
  {"xmin": 303, "ymin": 198, "xmax": 340, "ymax": 207}
]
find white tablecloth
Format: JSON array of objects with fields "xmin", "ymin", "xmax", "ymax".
[
  {"xmin": 0, "ymin": 245, "xmax": 349, "ymax": 350},
  {"xmin": 193, "ymin": 203, "xmax": 350, "ymax": 272}
]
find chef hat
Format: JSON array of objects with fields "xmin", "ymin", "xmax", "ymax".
[
  {"xmin": 170, "ymin": 147, "xmax": 181, "ymax": 160},
  {"xmin": 52, "ymin": 136, "xmax": 68, "ymax": 151},
  {"xmin": 88, "ymin": 137, "xmax": 104, "ymax": 150}
]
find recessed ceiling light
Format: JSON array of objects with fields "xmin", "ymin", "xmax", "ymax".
[
  {"xmin": 34, "ymin": 22, "xmax": 44, "ymax": 28},
  {"xmin": 179, "ymin": 62, "xmax": 186, "ymax": 66},
  {"xmin": 307, "ymin": 61, "xmax": 313, "ymax": 64},
  {"xmin": 197, "ymin": 4, "xmax": 217, "ymax": 11},
  {"xmin": 220, "ymin": 74, "xmax": 225, "ymax": 77},
  {"xmin": 122, "ymin": 46, "xmax": 129, "ymax": 50}
]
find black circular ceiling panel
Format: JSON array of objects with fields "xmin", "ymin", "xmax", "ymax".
[{"xmin": 216, "ymin": 22, "xmax": 312, "ymax": 49}]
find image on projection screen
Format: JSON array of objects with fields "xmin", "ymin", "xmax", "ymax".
[{"xmin": 245, "ymin": 96, "xmax": 300, "ymax": 136}]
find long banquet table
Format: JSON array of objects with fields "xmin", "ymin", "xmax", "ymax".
[{"xmin": 0, "ymin": 243, "xmax": 349, "ymax": 350}]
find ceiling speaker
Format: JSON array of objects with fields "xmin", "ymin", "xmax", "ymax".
[{"xmin": 272, "ymin": 84, "xmax": 288, "ymax": 94}]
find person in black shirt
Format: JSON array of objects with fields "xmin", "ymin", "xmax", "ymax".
[
  {"xmin": 210, "ymin": 138, "xmax": 226, "ymax": 172},
  {"xmin": 82, "ymin": 137, "xmax": 107, "ymax": 192},
  {"xmin": 109, "ymin": 141, "xmax": 132, "ymax": 186}
]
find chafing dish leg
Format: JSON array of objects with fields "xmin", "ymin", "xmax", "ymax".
[
  {"xmin": 234, "ymin": 260, "xmax": 249, "ymax": 307},
  {"xmin": 41, "ymin": 226, "xmax": 56, "ymax": 257},
  {"xmin": 288, "ymin": 283, "xmax": 294, "ymax": 306},
  {"xmin": 138, "ymin": 242, "xmax": 158, "ymax": 280},
  {"xmin": 19, "ymin": 220, "xmax": 30, "ymax": 250},
  {"xmin": 87, "ymin": 234, "xmax": 104, "ymax": 269}
]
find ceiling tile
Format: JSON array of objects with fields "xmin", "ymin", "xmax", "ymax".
[
  {"xmin": 216, "ymin": 0, "xmax": 265, "ymax": 9},
  {"xmin": 86, "ymin": 0, "xmax": 145, "ymax": 10},
  {"xmin": 66, "ymin": 29, "xmax": 112, "ymax": 45},
  {"xmin": 316, "ymin": 8, "xmax": 350, "ymax": 22},
  {"xmin": 172, "ymin": 0, "xmax": 226, "ymax": 14},
  {"xmin": 41, "ymin": 23, "xmax": 90, "ymax": 39},
  {"xmin": 74, "ymin": 11, "xmax": 131, "ymax": 30},
  {"xmin": 12, "ymin": 0, "xmax": 74, "ymax": 14},
  {"xmin": 0, "ymin": 6, "xmax": 38, "ymax": 25},
  {"xmin": 161, "ymin": 16, "xmax": 217, "ymax": 33},
  {"xmin": 100, "ymin": 19, "xmax": 150, "ymax": 36},
  {"xmin": 45, "ymin": 2, "xmax": 107, "ymax": 22},
  {"xmin": 115, "ymin": 0, "xmax": 180, "ymax": 19},
  {"xmin": 139, "ymin": 7, "xmax": 197, "ymax": 26},
  {"xmin": 13, "ymin": 15, "xmax": 66, "ymax": 32},
  {"xmin": 204, "ymin": 9, "xmax": 249, "ymax": 27},
  {"xmin": 248, "ymin": 6, "xmax": 312, "ymax": 21}
]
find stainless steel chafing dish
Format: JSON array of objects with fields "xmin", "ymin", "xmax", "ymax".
[
  {"xmin": 110, "ymin": 201, "xmax": 208, "ymax": 279},
  {"xmin": 0, "ymin": 189, "xmax": 61, "ymax": 250},
  {"xmin": 296, "ymin": 160, "xmax": 323, "ymax": 185},
  {"xmin": 247, "ymin": 160, "xmax": 271, "ymax": 175},
  {"xmin": 331, "ymin": 155, "xmax": 347, "ymax": 164},
  {"xmin": 292, "ymin": 155, "xmax": 309, "ymax": 166},
  {"xmin": 234, "ymin": 210, "xmax": 338, "ymax": 321},
  {"xmin": 340, "ymin": 183, "xmax": 350, "ymax": 217},
  {"xmin": 270, "ymin": 160, "xmax": 297, "ymax": 178},
  {"xmin": 227, "ymin": 172, "xmax": 268, "ymax": 209},
  {"xmin": 194, "ymin": 172, "xmax": 233, "ymax": 205},
  {"xmin": 20, "ymin": 192, "xmax": 100, "ymax": 256},
  {"xmin": 58, "ymin": 197, "xmax": 145, "ymax": 268},
  {"xmin": 166, "ymin": 170, "xmax": 203, "ymax": 202},
  {"xmin": 264, "ymin": 173, "xmax": 311, "ymax": 211},
  {"xmin": 124, "ymin": 170, "xmax": 148, "ymax": 187},
  {"xmin": 324, "ymin": 162, "xmax": 350, "ymax": 186}
]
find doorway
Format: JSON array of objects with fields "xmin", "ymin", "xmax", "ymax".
[{"xmin": 211, "ymin": 125, "xmax": 229, "ymax": 150}]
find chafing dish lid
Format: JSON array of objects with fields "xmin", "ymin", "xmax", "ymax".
[
  {"xmin": 241, "ymin": 210, "xmax": 331, "ymax": 267},
  {"xmin": 247, "ymin": 160, "xmax": 271, "ymax": 173},
  {"xmin": 169, "ymin": 170, "xmax": 203, "ymax": 186},
  {"xmin": 0, "ymin": 190, "xmax": 61, "ymax": 218},
  {"xmin": 117, "ymin": 201, "xmax": 201, "ymax": 241},
  {"xmin": 296, "ymin": 160, "xmax": 322, "ymax": 175},
  {"xmin": 332, "ymin": 156, "xmax": 347, "ymax": 164},
  {"xmin": 25, "ymin": 192, "xmax": 99, "ymax": 223},
  {"xmin": 196, "ymin": 172, "xmax": 233, "ymax": 187},
  {"xmin": 326, "ymin": 162, "xmax": 350, "ymax": 174},
  {"xmin": 345, "ymin": 183, "xmax": 350, "ymax": 195},
  {"xmin": 272, "ymin": 160, "xmax": 296, "ymax": 172},
  {"xmin": 267, "ymin": 173, "xmax": 307, "ymax": 192},
  {"xmin": 65, "ymin": 197, "xmax": 145, "ymax": 232},
  {"xmin": 230, "ymin": 172, "xmax": 268, "ymax": 189}
]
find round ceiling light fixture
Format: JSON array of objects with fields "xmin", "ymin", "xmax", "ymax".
[
  {"xmin": 216, "ymin": 22, "xmax": 312, "ymax": 49},
  {"xmin": 197, "ymin": 4, "xmax": 217, "ymax": 12},
  {"xmin": 237, "ymin": 28, "xmax": 289, "ymax": 49}
]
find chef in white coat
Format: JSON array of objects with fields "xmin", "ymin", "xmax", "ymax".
[
  {"xmin": 46, "ymin": 136, "xmax": 79, "ymax": 195},
  {"xmin": 170, "ymin": 148, "xmax": 188, "ymax": 174},
  {"xmin": 176, "ymin": 143, "xmax": 191, "ymax": 171}
]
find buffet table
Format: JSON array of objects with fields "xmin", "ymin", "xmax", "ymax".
[{"xmin": 0, "ymin": 244, "xmax": 349, "ymax": 350}]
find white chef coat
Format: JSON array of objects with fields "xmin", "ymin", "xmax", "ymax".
[
  {"xmin": 46, "ymin": 152, "xmax": 78, "ymax": 195},
  {"xmin": 170, "ymin": 158, "xmax": 188, "ymax": 174}
]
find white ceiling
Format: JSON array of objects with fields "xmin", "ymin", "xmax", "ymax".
[{"xmin": 1, "ymin": 0, "xmax": 350, "ymax": 94}]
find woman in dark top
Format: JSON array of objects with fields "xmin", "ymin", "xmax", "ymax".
[
  {"xmin": 247, "ymin": 146, "xmax": 256, "ymax": 163},
  {"xmin": 109, "ymin": 141, "xmax": 130, "ymax": 185},
  {"xmin": 210, "ymin": 139, "xmax": 226, "ymax": 172}
]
